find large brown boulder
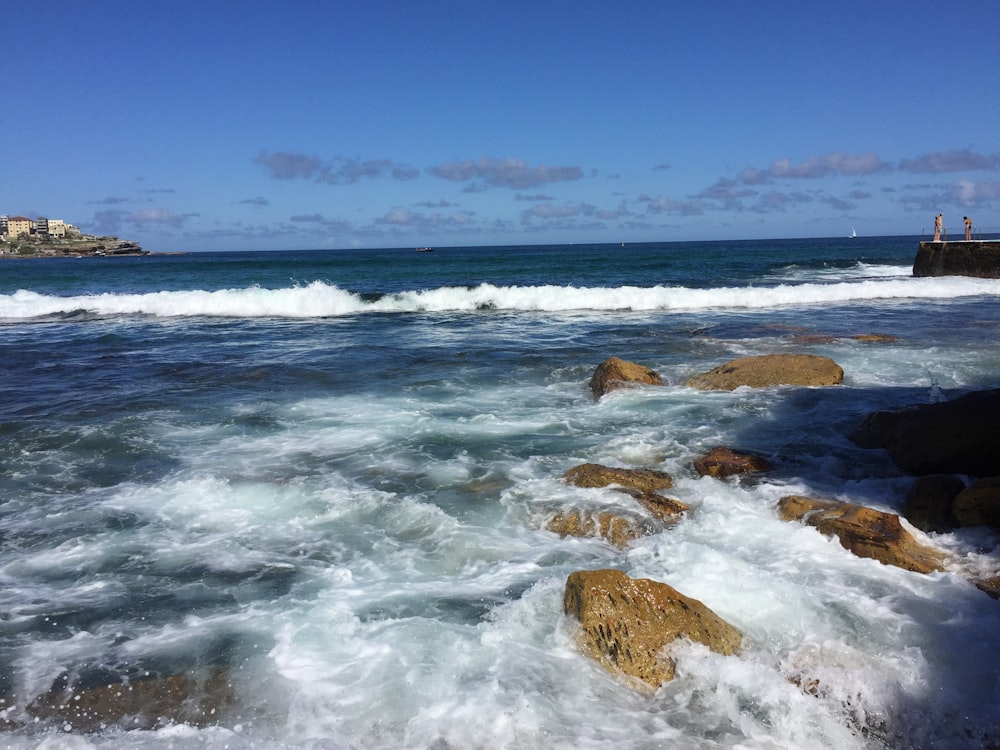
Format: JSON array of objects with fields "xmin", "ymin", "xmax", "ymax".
[
  {"xmin": 777, "ymin": 496, "xmax": 946, "ymax": 574},
  {"xmin": 564, "ymin": 569, "xmax": 742, "ymax": 689},
  {"xmin": 693, "ymin": 446, "xmax": 774, "ymax": 478},
  {"xmin": 563, "ymin": 463, "xmax": 674, "ymax": 493},
  {"xmin": 952, "ymin": 477, "xmax": 1000, "ymax": 529},
  {"xmin": 849, "ymin": 388, "xmax": 1000, "ymax": 476},
  {"xmin": 589, "ymin": 357, "xmax": 662, "ymax": 398},
  {"xmin": 685, "ymin": 353, "xmax": 843, "ymax": 390}
]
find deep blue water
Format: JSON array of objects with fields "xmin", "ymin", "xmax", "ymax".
[
  {"xmin": 1, "ymin": 237, "xmax": 999, "ymax": 749},
  {"xmin": 0, "ymin": 236, "xmax": 919, "ymax": 296}
]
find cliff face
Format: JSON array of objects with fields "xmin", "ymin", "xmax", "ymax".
[{"xmin": 912, "ymin": 241, "xmax": 1000, "ymax": 278}]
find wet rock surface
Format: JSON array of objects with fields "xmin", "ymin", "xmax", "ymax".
[
  {"xmin": 589, "ymin": 356, "xmax": 662, "ymax": 398},
  {"xmin": 693, "ymin": 446, "xmax": 774, "ymax": 478},
  {"xmin": 685, "ymin": 353, "xmax": 844, "ymax": 390},
  {"xmin": 850, "ymin": 388, "xmax": 1000, "ymax": 477},
  {"xmin": 564, "ymin": 569, "xmax": 742, "ymax": 689},
  {"xmin": 777, "ymin": 496, "xmax": 947, "ymax": 574}
]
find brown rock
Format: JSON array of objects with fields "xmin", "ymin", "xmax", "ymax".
[
  {"xmin": 974, "ymin": 576, "xmax": 1000, "ymax": 600},
  {"xmin": 26, "ymin": 670, "xmax": 237, "ymax": 732},
  {"xmin": 901, "ymin": 474, "xmax": 966, "ymax": 532},
  {"xmin": 851, "ymin": 334, "xmax": 898, "ymax": 342},
  {"xmin": 693, "ymin": 446, "xmax": 774, "ymax": 478},
  {"xmin": 849, "ymin": 388, "xmax": 1000, "ymax": 477},
  {"xmin": 952, "ymin": 476, "xmax": 1000, "ymax": 528},
  {"xmin": 546, "ymin": 509, "xmax": 652, "ymax": 548},
  {"xmin": 564, "ymin": 569, "xmax": 742, "ymax": 688},
  {"xmin": 685, "ymin": 353, "xmax": 843, "ymax": 390},
  {"xmin": 777, "ymin": 496, "xmax": 946, "ymax": 574},
  {"xmin": 563, "ymin": 463, "xmax": 673, "ymax": 493},
  {"xmin": 589, "ymin": 356, "xmax": 662, "ymax": 398},
  {"xmin": 629, "ymin": 491, "xmax": 690, "ymax": 524}
]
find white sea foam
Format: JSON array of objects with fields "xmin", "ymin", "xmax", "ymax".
[
  {"xmin": 3, "ymin": 250, "xmax": 999, "ymax": 749},
  {"xmin": 1, "ymin": 275, "xmax": 998, "ymax": 320}
]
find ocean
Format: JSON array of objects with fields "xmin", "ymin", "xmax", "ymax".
[{"xmin": 1, "ymin": 236, "xmax": 998, "ymax": 749}]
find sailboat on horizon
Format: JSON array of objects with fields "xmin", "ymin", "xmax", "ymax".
[{"xmin": 849, "ymin": 226, "xmax": 857, "ymax": 239}]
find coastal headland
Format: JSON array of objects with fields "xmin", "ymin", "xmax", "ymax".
[
  {"xmin": 913, "ymin": 240, "xmax": 1000, "ymax": 278},
  {"xmin": 0, "ymin": 237, "xmax": 149, "ymax": 258}
]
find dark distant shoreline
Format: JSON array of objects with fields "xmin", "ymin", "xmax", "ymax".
[
  {"xmin": 0, "ymin": 252, "xmax": 187, "ymax": 259},
  {"xmin": 0, "ymin": 237, "xmax": 170, "ymax": 259}
]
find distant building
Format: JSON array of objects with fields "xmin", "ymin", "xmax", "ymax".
[
  {"xmin": 7, "ymin": 216, "xmax": 32, "ymax": 239},
  {"xmin": 35, "ymin": 217, "xmax": 71, "ymax": 238},
  {"xmin": 1, "ymin": 214, "xmax": 80, "ymax": 241}
]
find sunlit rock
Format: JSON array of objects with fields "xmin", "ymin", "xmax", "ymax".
[
  {"xmin": 563, "ymin": 462, "xmax": 673, "ymax": 493},
  {"xmin": 589, "ymin": 356, "xmax": 662, "ymax": 398},
  {"xmin": 777, "ymin": 496, "xmax": 946, "ymax": 574},
  {"xmin": 627, "ymin": 490, "xmax": 689, "ymax": 524},
  {"xmin": 564, "ymin": 569, "xmax": 742, "ymax": 689},
  {"xmin": 693, "ymin": 446, "xmax": 774, "ymax": 478},
  {"xmin": 685, "ymin": 353, "xmax": 843, "ymax": 390}
]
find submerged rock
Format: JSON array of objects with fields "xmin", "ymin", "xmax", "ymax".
[
  {"xmin": 555, "ymin": 464, "xmax": 688, "ymax": 543},
  {"xmin": 589, "ymin": 357, "xmax": 662, "ymax": 398},
  {"xmin": 25, "ymin": 670, "xmax": 238, "ymax": 732},
  {"xmin": 564, "ymin": 569, "xmax": 742, "ymax": 689},
  {"xmin": 693, "ymin": 446, "xmax": 774, "ymax": 478},
  {"xmin": 777, "ymin": 496, "xmax": 946, "ymax": 574},
  {"xmin": 546, "ymin": 509, "xmax": 654, "ymax": 548},
  {"xmin": 685, "ymin": 353, "xmax": 843, "ymax": 390},
  {"xmin": 849, "ymin": 388, "xmax": 1000, "ymax": 477},
  {"xmin": 851, "ymin": 333, "xmax": 898, "ymax": 342}
]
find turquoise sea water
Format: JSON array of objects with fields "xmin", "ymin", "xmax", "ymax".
[{"xmin": 1, "ymin": 237, "xmax": 999, "ymax": 749}]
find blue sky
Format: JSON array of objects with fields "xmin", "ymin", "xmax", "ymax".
[{"xmin": 3, "ymin": 1, "xmax": 999, "ymax": 252}]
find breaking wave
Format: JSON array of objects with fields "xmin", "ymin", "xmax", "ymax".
[{"xmin": 1, "ymin": 276, "xmax": 998, "ymax": 320}]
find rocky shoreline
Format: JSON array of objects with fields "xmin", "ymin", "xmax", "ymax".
[
  {"xmin": 0, "ymin": 238, "xmax": 150, "ymax": 258},
  {"xmin": 3, "ymin": 350, "xmax": 997, "ymax": 743},
  {"xmin": 556, "ymin": 354, "xmax": 999, "ymax": 709}
]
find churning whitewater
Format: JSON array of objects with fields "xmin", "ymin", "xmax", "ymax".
[{"xmin": 1, "ymin": 237, "xmax": 998, "ymax": 749}]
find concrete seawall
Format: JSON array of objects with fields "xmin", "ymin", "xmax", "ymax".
[{"xmin": 912, "ymin": 240, "xmax": 1000, "ymax": 278}]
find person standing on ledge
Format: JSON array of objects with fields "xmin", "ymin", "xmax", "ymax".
[
  {"xmin": 964, "ymin": 216, "xmax": 972, "ymax": 240},
  {"xmin": 933, "ymin": 213, "xmax": 943, "ymax": 241}
]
